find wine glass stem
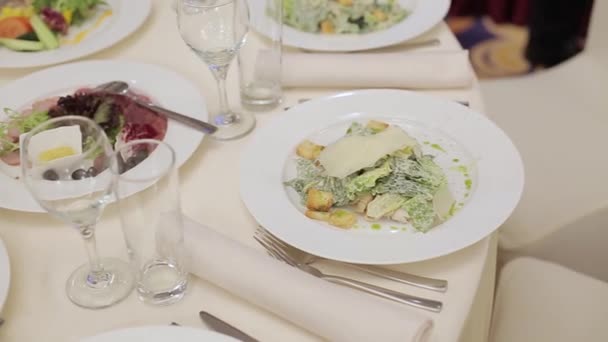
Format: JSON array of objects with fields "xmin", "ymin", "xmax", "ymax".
[
  {"xmin": 212, "ymin": 65, "xmax": 236, "ymax": 125},
  {"xmin": 80, "ymin": 225, "xmax": 110, "ymax": 288}
]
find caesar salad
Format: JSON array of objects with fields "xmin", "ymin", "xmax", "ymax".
[
  {"xmin": 285, "ymin": 120, "xmax": 455, "ymax": 232},
  {"xmin": 278, "ymin": 0, "xmax": 410, "ymax": 34}
]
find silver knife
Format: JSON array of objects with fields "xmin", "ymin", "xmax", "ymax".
[{"xmin": 199, "ymin": 311, "xmax": 259, "ymax": 342}]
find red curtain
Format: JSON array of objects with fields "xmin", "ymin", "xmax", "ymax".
[{"xmin": 448, "ymin": 0, "xmax": 530, "ymax": 25}]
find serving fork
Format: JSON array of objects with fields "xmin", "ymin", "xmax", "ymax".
[
  {"xmin": 254, "ymin": 228, "xmax": 443, "ymax": 312},
  {"xmin": 256, "ymin": 226, "xmax": 447, "ymax": 292}
]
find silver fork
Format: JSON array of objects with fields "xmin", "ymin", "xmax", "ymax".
[
  {"xmin": 257, "ymin": 226, "xmax": 447, "ymax": 292},
  {"xmin": 254, "ymin": 230, "xmax": 443, "ymax": 312}
]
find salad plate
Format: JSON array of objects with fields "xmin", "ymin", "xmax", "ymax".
[
  {"xmin": 0, "ymin": 60, "xmax": 207, "ymax": 212},
  {"xmin": 81, "ymin": 326, "xmax": 238, "ymax": 342},
  {"xmin": 249, "ymin": 0, "xmax": 451, "ymax": 52},
  {"xmin": 240, "ymin": 89, "xmax": 524, "ymax": 264},
  {"xmin": 0, "ymin": 0, "xmax": 151, "ymax": 68}
]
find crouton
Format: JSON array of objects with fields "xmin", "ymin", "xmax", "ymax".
[
  {"xmin": 296, "ymin": 140, "xmax": 324, "ymax": 160},
  {"xmin": 320, "ymin": 20, "xmax": 335, "ymax": 34},
  {"xmin": 305, "ymin": 210, "xmax": 331, "ymax": 221},
  {"xmin": 338, "ymin": 0, "xmax": 353, "ymax": 5},
  {"xmin": 372, "ymin": 9, "xmax": 387, "ymax": 21},
  {"xmin": 366, "ymin": 120, "xmax": 389, "ymax": 132},
  {"xmin": 354, "ymin": 193, "xmax": 374, "ymax": 214},
  {"xmin": 329, "ymin": 209, "xmax": 358, "ymax": 229},
  {"xmin": 306, "ymin": 188, "xmax": 334, "ymax": 212}
]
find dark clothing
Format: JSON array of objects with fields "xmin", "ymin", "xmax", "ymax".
[{"xmin": 525, "ymin": 0, "xmax": 594, "ymax": 67}]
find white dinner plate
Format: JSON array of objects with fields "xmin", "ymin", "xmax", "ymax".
[
  {"xmin": 249, "ymin": 0, "xmax": 450, "ymax": 52},
  {"xmin": 241, "ymin": 90, "xmax": 524, "ymax": 264},
  {"xmin": 0, "ymin": 60, "xmax": 207, "ymax": 213},
  {"xmin": 0, "ymin": 236, "xmax": 10, "ymax": 312},
  {"xmin": 0, "ymin": 0, "xmax": 151, "ymax": 68},
  {"xmin": 81, "ymin": 326, "xmax": 239, "ymax": 342}
]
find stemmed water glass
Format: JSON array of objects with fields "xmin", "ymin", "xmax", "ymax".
[
  {"xmin": 177, "ymin": 0, "xmax": 255, "ymax": 140},
  {"xmin": 21, "ymin": 116, "xmax": 133, "ymax": 309}
]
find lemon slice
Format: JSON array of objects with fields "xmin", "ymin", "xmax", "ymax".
[{"xmin": 38, "ymin": 146, "xmax": 77, "ymax": 162}]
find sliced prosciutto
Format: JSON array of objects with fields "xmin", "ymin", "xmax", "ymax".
[
  {"xmin": 0, "ymin": 89, "xmax": 167, "ymax": 169},
  {"xmin": 0, "ymin": 150, "xmax": 20, "ymax": 166}
]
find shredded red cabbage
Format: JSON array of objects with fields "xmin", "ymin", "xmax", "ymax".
[{"xmin": 40, "ymin": 7, "xmax": 68, "ymax": 34}]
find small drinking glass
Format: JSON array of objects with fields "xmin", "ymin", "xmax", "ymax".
[
  {"xmin": 177, "ymin": 0, "xmax": 255, "ymax": 140},
  {"xmin": 21, "ymin": 116, "xmax": 134, "ymax": 309},
  {"xmin": 110, "ymin": 140, "xmax": 188, "ymax": 305},
  {"xmin": 238, "ymin": 0, "xmax": 283, "ymax": 109}
]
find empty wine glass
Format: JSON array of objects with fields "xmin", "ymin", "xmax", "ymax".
[
  {"xmin": 177, "ymin": 0, "xmax": 255, "ymax": 140},
  {"xmin": 21, "ymin": 116, "xmax": 133, "ymax": 309}
]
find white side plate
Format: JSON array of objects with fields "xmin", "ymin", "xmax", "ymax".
[
  {"xmin": 0, "ymin": 60, "xmax": 207, "ymax": 212},
  {"xmin": 0, "ymin": 0, "xmax": 151, "ymax": 68},
  {"xmin": 249, "ymin": 0, "xmax": 451, "ymax": 51},
  {"xmin": 81, "ymin": 326, "xmax": 239, "ymax": 342}
]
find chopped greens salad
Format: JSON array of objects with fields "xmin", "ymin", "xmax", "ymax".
[
  {"xmin": 285, "ymin": 120, "xmax": 454, "ymax": 232},
  {"xmin": 279, "ymin": 0, "xmax": 409, "ymax": 34},
  {"xmin": 0, "ymin": 0, "xmax": 108, "ymax": 52}
]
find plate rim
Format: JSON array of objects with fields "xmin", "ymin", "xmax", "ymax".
[
  {"xmin": 249, "ymin": 0, "xmax": 451, "ymax": 52},
  {"xmin": 80, "ymin": 326, "xmax": 239, "ymax": 342},
  {"xmin": 240, "ymin": 89, "xmax": 524, "ymax": 264},
  {"xmin": 0, "ymin": 59, "xmax": 207, "ymax": 213},
  {"xmin": 0, "ymin": 236, "xmax": 10, "ymax": 312},
  {"xmin": 0, "ymin": 0, "xmax": 152, "ymax": 69}
]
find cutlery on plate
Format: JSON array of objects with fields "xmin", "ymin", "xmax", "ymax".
[
  {"xmin": 95, "ymin": 81, "xmax": 218, "ymax": 135},
  {"xmin": 199, "ymin": 311, "xmax": 259, "ymax": 342},
  {"xmin": 257, "ymin": 226, "xmax": 447, "ymax": 292},
  {"xmin": 285, "ymin": 98, "xmax": 469, "ymax": 111},
  {"xmin": 254, "ymin": 230, "xmax": 443, "ymax": 312},
  {"xmin": 300, "ymin": 38, "xmax": 441, "ymax": 54}
]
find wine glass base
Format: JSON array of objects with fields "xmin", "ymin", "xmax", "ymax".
[
  {"xmin": 211, "ymin": 111, "xmax": 256, "ymax": 140},
  {"xmin": 66, "ymin": 258, "xmax": 134, "ymax": 309}
]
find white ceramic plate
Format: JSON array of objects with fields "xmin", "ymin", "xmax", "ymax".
[
  {"xmin": 0, "ymin": 60, "xmax": 207, "ymax": 212},
  {"xmin": 0, "ymin": 0, "xmax": 151, "ymax": 68},
  {"xmin": 0, "ymin": 236, "xmax": 10, "ymax": 312},
  {"xmin": 80, "ymin": 326, "xmax": 239, "ymax": 342},
  {"xmin": 241, "ymin": 90, "xmax": 524, "ymax": 264},
  {"xmin": 249, "ymin": 0, "xmax": 450, "ymax": 52}
]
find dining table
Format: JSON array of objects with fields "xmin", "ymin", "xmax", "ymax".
[{"xmin": 0, "ymin": 1, "xmax": 497, "ymax": 341}]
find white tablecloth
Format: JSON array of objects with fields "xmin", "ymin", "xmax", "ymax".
[{"xmin": 0, "ymin": 1, "xmax": 496, "ymax": 341}]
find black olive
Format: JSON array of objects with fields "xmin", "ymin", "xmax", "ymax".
[
  {"xmin": 86, "ymin": 167, "xmax": 98, "ymax": 177},
  {"xmin": 43, "ymin": 169, "xmax": 59, "ymax": 181},
  {"xmin": 71, "ymin": 169, "xmax": 87, "ymax": 180}
]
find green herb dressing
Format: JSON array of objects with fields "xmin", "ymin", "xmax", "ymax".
[{"xmin": 430, "ymin": 143, "xmax": 446, "ymax": 153}]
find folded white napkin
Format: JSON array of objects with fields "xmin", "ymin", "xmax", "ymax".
[
  {"xmin": 184, "ymin": 217, "xmax": 433, "ymax": 342},
  {"xmin": 281, "ymin": 50, "xmax": 474, "ymax": 89}
]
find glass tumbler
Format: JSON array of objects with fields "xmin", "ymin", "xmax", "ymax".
[
  {"xmin": 238, "ymin": 0, "xmax": 283, "ymax": 109},
  {"xmin": 110, "ymin": 139, "xmax": 188, "ymax": 305}
]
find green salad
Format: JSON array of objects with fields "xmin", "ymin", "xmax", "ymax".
[
  {"xmin": 279, "ymin": 0, "xmax": 409, "ymax": 34},
  {"xmin": 285, "ymin": 120, "xmax": 453, "ymax": 232}
]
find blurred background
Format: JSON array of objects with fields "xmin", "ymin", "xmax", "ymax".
[{"xmin": 446, "ymin": 0, "xmax": 595, "ymax": 78}]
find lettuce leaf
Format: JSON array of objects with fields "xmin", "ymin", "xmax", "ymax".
[
  {"xmin": 284, "ymin": 158, "xmax": 353, "ymax": 206},
  {"xmin": 403, "ymin": 195, "xmax": 436, "ymax": 232},
  {"xmin": 346, "ymin": 159, "xmax": 391, "ymax": 197}
]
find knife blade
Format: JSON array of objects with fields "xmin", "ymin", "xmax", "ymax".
[{"xmin": 199, "ymin": 311, "xmax": 258, "ymax": 342}]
